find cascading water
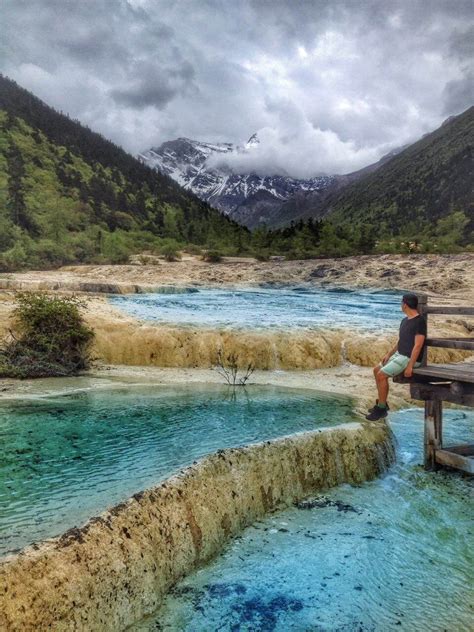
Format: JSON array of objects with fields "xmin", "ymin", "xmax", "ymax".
[
  {"xmin": 130, "ymin": 407, "xmax": 474, "ymax": 631},
  {"xmin": 109, "ymin": 287, "xmax": 402, "ymax": 331}
]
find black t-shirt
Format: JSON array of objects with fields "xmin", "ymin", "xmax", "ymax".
[{"xmin": 398, "ymin": 314, "xmax": 427, "ymax": 361}]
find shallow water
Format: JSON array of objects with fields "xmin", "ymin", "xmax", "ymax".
[
  {"xmin": 133, "ymin": 408, "xmax": 474, "ymax": 632},
  {"xmin": 0, "ymin": 384, "xmax": 356, "ymax": 555},
  {"xmin": 109, "ymin": 287, "xmax": 402, "ymax": 331}
]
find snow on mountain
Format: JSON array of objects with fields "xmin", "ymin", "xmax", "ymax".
[{"xmin": 138, "ymin": 134, "xmax": 335, "ymax": 228}]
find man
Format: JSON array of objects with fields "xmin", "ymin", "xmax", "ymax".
[{"xmin": 366, "ymin": 292, "xmax": 427, "ymax": 421}]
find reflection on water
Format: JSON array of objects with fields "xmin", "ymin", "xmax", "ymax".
[
  {"xmin": 133, "ymin": 408, "xmax": 474, "ymax": 632},
  {"xmin": 109, "ymin": 287, "xmax": 403, "ymax": 331},
  {"xmin": 0, "ymin": 384, "xmax": 355, "ymax": 555}
]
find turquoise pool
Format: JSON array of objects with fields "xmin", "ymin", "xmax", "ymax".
[
  {"xmin": 0, "ymin": 384, "xmax": 356, "ymax": 555},
  {"xmin": 109, "ymin": 287, "xmax": 403, "ymax": 331},
  {"xmin": 133, "ymin": 407, "xmax": 474, "ymax": 632}
]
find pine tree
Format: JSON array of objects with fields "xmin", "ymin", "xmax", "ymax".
[{"xmin": 6, "ymin": 142, "xmax": 37, "ymax": 235}]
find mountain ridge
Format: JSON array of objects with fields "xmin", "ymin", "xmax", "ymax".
[
  {"xmin": 138, "ymin": 134, "xmax": 335, "ymax": 228},
  {"xmin": 324, "ymin": 105, "xmax": 474, "ymax": 232},
  {"xmin": 140, "ymin": 107, "xmax": 473, "ymax": 235},
  {"xmin": 139, "ymin": 133, "xmax": 408, "ymax": 228}
]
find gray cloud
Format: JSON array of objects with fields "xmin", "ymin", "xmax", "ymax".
[
  {"xmin": 109, "ymin": 60, "xmax": 196, "ymax": 109},
  {"xmin": 110, "ymin": 80, "xmax": 177, "ymax": 109},
  {"xmin": 1, "ymin": 0, "xmax": 473, "ymax": 176}
]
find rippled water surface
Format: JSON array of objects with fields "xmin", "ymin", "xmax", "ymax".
[
  {"xmin": 133, "ymin": 408, "xmax": 474, "ymax": 632},
  {"xmin": 0, "ymin": 384, "xmax": 356, "ymax": 555},
  {"xmin": 109, "ymin": 287, "xmax": 403, "ymax": 331}
]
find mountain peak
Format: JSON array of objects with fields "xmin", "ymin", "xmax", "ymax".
[
  {"xmin": 138, "ymin": 133, "xmax": 334, "ymax": 228},
  {"xmin": 245, "ymin": 133, "xmax": 259, "ymax": 148}
]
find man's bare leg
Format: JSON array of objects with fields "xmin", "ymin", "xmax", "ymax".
[
  {"xmin": 367, "ymin": 366, "xmax": 390, "ymax": 420},
  {"xmin": 374, "ymin": 365, "xmax": 389, "ymax": 404}
]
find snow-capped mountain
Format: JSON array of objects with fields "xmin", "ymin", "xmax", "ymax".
[{"xmin": 138, "ymin": 135, "xmax": 335, "ymax": 228}]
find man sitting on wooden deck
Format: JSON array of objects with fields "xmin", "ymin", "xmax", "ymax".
[{"xmin": 366, "ymin": 292, "xmax": 427, "ymax": 421}]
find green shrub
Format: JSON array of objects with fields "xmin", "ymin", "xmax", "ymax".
[
  {"xmin": 0, "ymin": 292, "xmax": 94, "ymax": 378},
  {"xmin": 0, "ymin": 243, "xmax": 29, "ymax": 271},
  {"xmin": 202, "ymin": 250, "xmax": 222, "ymax": 263},
  {"xmin": 161, "ymin": 244, "xmax": 182, "ymax": 261},
  {"xmin": 183, "ymin": 244, "xmax": 203, "ymax": 256},
  {"xmin": 254, "ymin": 249, "xmax": 270, "ymax": 261},
  {"xmin": 101, "ymin": 232, "xmax": 131, "ymax": 264}
]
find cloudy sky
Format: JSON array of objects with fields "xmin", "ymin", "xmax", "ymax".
[{"xmin": 2, "ymin": 0, "xmax": 473, "ymax": 177}]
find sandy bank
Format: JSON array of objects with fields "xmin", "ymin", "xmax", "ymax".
[
  {"xmin": 0, "ymin": 419, "xmax": 393, "ymax": 631},
  {"xmin": 0, "ymin": 253, "xmax": 473, "ymax": 300}
]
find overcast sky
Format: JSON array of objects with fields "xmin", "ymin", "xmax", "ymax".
[{"xmin": 2, "ymin": 0, "xmax": 473, "ymax": 177}]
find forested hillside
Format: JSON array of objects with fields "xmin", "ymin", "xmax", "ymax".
[
  {"xmin": 0, "ymin": 74, "xmax": 248, "ymax": 270},
  {"xmin": 326, "ymin": 106, "xmax": 474, "ymax": 237}
]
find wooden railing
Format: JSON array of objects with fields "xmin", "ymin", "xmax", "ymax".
[
  {"xmin": 395, "ymin": 295, "xmax": 474, "ymax": 473},
  {"xmin": 416, "ymin": 294, "xmax": 474, "ymax": 367}
]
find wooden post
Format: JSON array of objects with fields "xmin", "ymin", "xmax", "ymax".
[
  {"xmin": 424, "ymin": 399, "xmax": 442, "ymax": 469},
  {"xmin": 417, "ymin": 293, "xmax": 428, "ymax": 367}
]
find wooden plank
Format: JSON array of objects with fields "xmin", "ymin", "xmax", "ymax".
[
  {"xmin": 424, "ymin": 399, "xmax": 442, "ymax": 470},
  {"xmin": 426, "ymin": 338, "xmax": 474, "ymax": 351},
  {"xmin": 412, "ymin": 364, "xmax": 474, "ymax": 383},
  {"xmin": 435, "ymin": 449, "xmax": 474, "ymax": 474},
  {"xmin": 425, "ymin": 306, "xmax": 474, "ymax": 315},
  {"xmin": 450, "ymin": 381, "xmax": 474, "ymax": 397},
  {"xmin": 395, "ymin": 366, "xmax": 474, "ymax": 386}
]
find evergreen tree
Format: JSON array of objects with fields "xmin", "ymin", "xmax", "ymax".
[{"xmin": 6, "ymin": 142, "xmax": 37, "ymax": 235}]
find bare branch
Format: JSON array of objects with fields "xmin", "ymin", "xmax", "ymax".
[{"xmin": 212, "ymin": 347, "xmax": 254, "ymax": 387}]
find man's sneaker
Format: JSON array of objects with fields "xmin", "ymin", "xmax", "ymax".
[
  {"xmin": 367, "ymin": 400, "xmax": 390, "ymax": 414},
  {"xmin": 365, "ymin": 405, "xmax": 388, "ymax": 421}
]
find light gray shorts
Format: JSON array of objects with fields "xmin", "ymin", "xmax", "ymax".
[{"xmin": 379, "ymin": 351, "xmax": 421, "ymax": 377}]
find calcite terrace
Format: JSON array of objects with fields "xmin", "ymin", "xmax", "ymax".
[{"xmin": 0, "ymin": 420, "xmax": 394, "ymax": 631}]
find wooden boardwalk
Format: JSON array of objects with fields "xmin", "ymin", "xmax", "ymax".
[{"xmin": 394, "ymin": 295, "xmax": 474, "ymax": 474}]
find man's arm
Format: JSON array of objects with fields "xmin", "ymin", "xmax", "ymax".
[
  {"xmin": 382, "ymin": 342, "xmax": 399, "ymax": 364},
  {"xmin": 404, "ymin": 334, "xmax": 426, "ymax": 377}
]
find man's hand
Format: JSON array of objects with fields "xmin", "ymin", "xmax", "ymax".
[
  {"xmin": 404, "ymin": 365, "xmax": 413, "ymax": 378},
  {"xmin": 382, "ymin": 343, "xmax": 398, "ymax": 366}
]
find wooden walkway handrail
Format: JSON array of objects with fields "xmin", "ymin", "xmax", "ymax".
[
  {"xmin": 426, "ymin": 337, "xmax": 474, "ymax": 351},
  {"xmin": 416, "ymin": 294, "xmax": 474, "ymax": 366},
  {"xmin": 423, "ymin": 306, "xmax": 474, "ymax": 315}
]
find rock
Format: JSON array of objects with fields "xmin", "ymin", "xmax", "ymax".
[
  {"xmin": 308, "ymin": 265, "xmax": 333, "ymax": 278},
  {"xmin": 456, "ymin": 319, "xmax": 474, "ymax": 333}
]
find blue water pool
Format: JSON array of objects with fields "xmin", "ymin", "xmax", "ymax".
[
  {"xmin": 0, "ymin": 384, "xmax": 356, "ymax": 555},
  {"xmin": 133, "ymin": 408, "xmax": 474, "ymax": 632},
  {"xmin": 109, "ymin": 287, "xmax": 403, "ymax": 331}
]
